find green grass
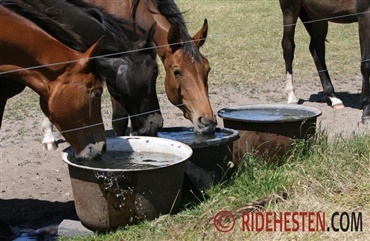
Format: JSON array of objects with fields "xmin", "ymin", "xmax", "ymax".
[{"xmin": 59, "ymin": 131, "xmax": 370, "ymax": 241}]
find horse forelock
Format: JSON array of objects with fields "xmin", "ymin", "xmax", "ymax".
[
  {"xmin": 183, "ymin": 42, "xmax": 203, "ymax": 61},
  {"xmin": 132, "ymin": 0, "xmax": 202, "ymax": 60}
]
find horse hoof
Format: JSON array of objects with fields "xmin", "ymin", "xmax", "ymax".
[
  {"xmin": 287, "ymin": 100, "xmax": 298, "ymax": 105},
  {"xmin": 332, "ymin": 103, "xmax": 344, "ymax": 110},
  {"xmin": 42, "ymin": 141, "xmax": 58, "ymax": 151}
]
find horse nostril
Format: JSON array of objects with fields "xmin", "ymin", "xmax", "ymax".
[
  {"xmin": 198, "ymin": 116, "xmax": 210, "ymax": 126},
  {"xmin": 195, "ymin": 116, "xmax": 217, "ymax": 134},
  {"xmin": 198, "ymin": 116, "xmax": 216, "ymax": 127}
]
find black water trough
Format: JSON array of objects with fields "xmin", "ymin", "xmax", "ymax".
[
  {"xmin": 157, "ymin": 127, "xmax": 239, "ymax": 193},
  {"xmin": 218, "ymin": 104, "xmax": 322, "ymax": 163}
]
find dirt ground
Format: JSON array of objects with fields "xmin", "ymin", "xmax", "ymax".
[{"xmin": 0, "ymin": 75, "xmax": 369, "ymax": 236}]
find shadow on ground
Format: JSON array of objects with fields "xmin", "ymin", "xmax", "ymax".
[
  {"xmin": 0, "ymin": 199, "xmax": 77, "ymax": 240},
  {"xmin": 300, "ymin": 91, "xmax": 362, "ymax": 109}
]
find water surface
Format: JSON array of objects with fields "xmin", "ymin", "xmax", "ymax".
[
  {"xmin": 157, "ymin": 130, "xmax": 229, "ymax": 143},
  {"xmin": 219, "ymin": 108, "xmax": 317, "ymax": 122},
  {"xmin": 71, "ymin": 151, "xmax": 182, "ymax": 170}
]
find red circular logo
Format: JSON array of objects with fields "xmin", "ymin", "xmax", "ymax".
[{"xmin": 213, "ymin": 210, "xmax": 236, "ymax": 232}]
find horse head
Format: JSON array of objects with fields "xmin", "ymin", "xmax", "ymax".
[
  {"xmin": 99, "ymin": 23, "xmax": 163, "ymax": 136},
  {"xmin": 40, "ymin": 39, "xmax": 106, "ymax": 160},
  {"xmin": 164, "ymin": 19, "xmax": 217, "ymax": 134}
]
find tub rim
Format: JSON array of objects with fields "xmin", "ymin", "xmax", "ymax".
[
  {"xmin": 61, "ymin": 136, "xmax": 193, "ymax": 172},
  {"xmin": 157, "ymin": 127, "xmax": 240, "ymax": 148},
  {"xmin": 217, "ymin": 104, "xmax": 322, "ymax": 123}
]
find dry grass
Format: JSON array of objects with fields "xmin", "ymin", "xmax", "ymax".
[{"xmin": 175, "ymin": 0, "xmax": 359, "ymax": 91}]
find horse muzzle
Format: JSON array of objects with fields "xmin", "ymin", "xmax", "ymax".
[
  {"xmin": 74, "ymin": 141, "xmax": 106, "ymax": 161},
  {"xmin": 132, "ymin": 112, "xmax": 164, "ymax": 136},
  {"xmin": 194, "ymin": 115, "xmax": 217, "ymax": 134}
]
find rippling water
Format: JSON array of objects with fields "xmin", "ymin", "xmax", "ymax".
[{"xmin": 72, "ymin": 151, "xmax": 182, "ymax": 170}]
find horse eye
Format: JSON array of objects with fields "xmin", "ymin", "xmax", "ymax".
[
  {"xmin": 91, "ymin": 88, "xmax": 102, "ymax": 98},
  {"xmin": 173, "ymin": 69, "xmax": 181, "ymax": 78}
]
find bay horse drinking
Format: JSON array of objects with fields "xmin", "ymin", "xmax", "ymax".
[
  {"xmin": 279, "ymin": 0, "xmax": 370, "ymax": 123},
  {"xmin": 2, "ymin": 0, "xmax": 163, "ymax": 150},
  {"xmin": 0, "ymin": 6, "xmax": 106, "ymax": 159},
  {"xmin": 86, "ymin": 0, "xmax": 217, "ymax": 133}
]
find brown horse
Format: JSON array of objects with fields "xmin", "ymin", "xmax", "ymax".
[
  {"xmin": 280, "ymin": 0, "xmax": 370, "ymax": 123},
  {"xmin": 0, "ymin": 6, "xmax": 106, "ymax": 159},
  {"xmin": 2, "ymin": 0, "xmax": 163, "ymax": 151},
  {"xmin": 86, "ymin": 0, "xmax": 217, "ymax": 133}
]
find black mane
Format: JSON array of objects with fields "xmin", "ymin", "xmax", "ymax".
[
  {"xmin": 0, "ymin": 0, "xmax": 86, "ymax": 51},
  {"xmin": 65, "ymin": 0, "xmax": 144, "ymax": 45},
  {"xmin": 0, "ymin": 0, "xmax": 154, "ymax": 81},
  {"xmin": 132, "ymin": 0, "xmax": 202, "ymax": 60},
  {"xmin": 0, "ymin": 0, "xmax": 147, "ymax": 53}
]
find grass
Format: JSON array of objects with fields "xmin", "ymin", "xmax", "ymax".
[
  {"xmin": 2, "ymin": 88, "xmax": 40, "ymax": 121},
  {"xmin": 59, "ymin": 131, "xmax": 370, "ymax": 240},
  {"xmin": 154, "ymin": 0, "xmax": 359, "ymax": 94},
  {"xmin": 176, "ymin": 0, "xmax": 359, "ymax": 90}
]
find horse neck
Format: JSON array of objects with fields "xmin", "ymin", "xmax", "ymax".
[
  {"xmin": 87, "ymin": 0, "xmax": 171, "ymax": 59},
  {"xmin": 9, "ymin": 10, "xmax": 80, "ymax": 62},
  {"xmin": 57, "ymin": 0, "xmax": 123, "ymax": 52},
  {"xmin": 44, "ymin": 0, "xmax": 108, "ymax": 50},
  {"xmin": 135, "ymin": 0, "xmax": 175, "ymax": 60},
  {"xmin": 1, "ymin": 7, "xmax": 81, "ymax": 94}
]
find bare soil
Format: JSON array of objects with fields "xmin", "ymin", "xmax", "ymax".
[{"xmin": 0, "ymin": 76, "xmax": 369, "ymax": 237}]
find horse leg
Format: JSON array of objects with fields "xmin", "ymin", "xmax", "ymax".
[
  {"xmin": 280, "ymin": 0, "xmax": 301, "ymax": 104},
  {"xmin": 0, "ymin": 80, "xmax": 25, "ymax": 128},
  {"xmin": 357, "ymin": 1, "xmax": 370, "ymax": 123},
  {"xmin": 0, "ymin": 100, "xmax": 6, "ymax": 128},
  {"xmin": 41, "ymin": 116, "xmax": 58, "ymax": 150},
  {"xmin": 309, "ymin": 20, "xmax": 344, "ymax": 109},
  {"xmin": 0, "ymin": 102, "xmax": 14, "ymax": 238},
  {"xmin": 110, "ymin": 96, "xmax": 129, "ymax": 136}
]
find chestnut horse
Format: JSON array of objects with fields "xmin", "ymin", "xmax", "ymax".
[
  {"xmin": 280, "ymin": 0, "xmax": 370, "ymax": 123},
  {"xmin": 86, "ymin": 0, "xmax": 217, "ymax": 134},
  {"xmin": 2, "ymin": 0, "xmax": 163, "ymax": 150},
  {"xmin": 0, "ymin": 6, "xmax": 106, "ymax": 159}
]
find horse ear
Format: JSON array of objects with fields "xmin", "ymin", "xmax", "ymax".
[
  {"xmin": 192, "ymin": 19, "xmax": 208, "ymax": 48},
  {"xmin": 167, "ymin": 23, "xmax": 182, "ymax": 53},
  {"xmin": 138, "ymin": 22, "xmax": 156, "ymax": 49},
  {"xmin": 78, "ymin": 36, "xmax": 104, "ymax": 66}
]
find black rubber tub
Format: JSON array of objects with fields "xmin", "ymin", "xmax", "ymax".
[
  {"xmin": 218, "ymin": 104, "xmax": 322, "ymax": 163},
  {"xmin": 157, "ymin": 127, "xmax": 239, "ymax": 194}
]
